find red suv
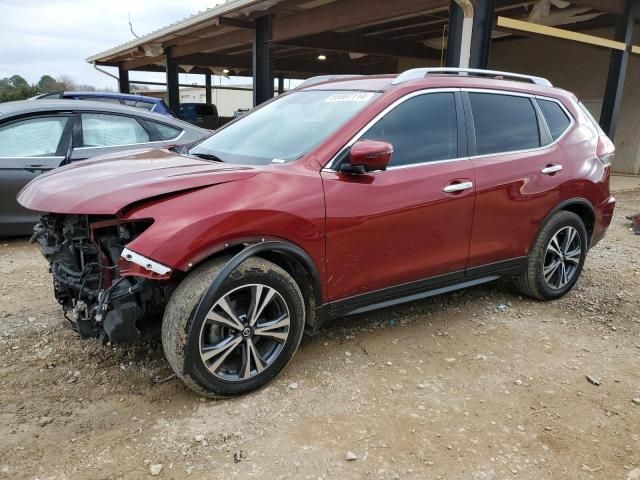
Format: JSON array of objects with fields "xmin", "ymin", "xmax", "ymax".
[{"xmin": 19, "ymin": 68, "xmax": 616, "ymax": 397}]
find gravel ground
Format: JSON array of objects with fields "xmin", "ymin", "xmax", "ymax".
[{"xmin": 1, "ymin": 188, "xmax": 639, "ymax": 480}]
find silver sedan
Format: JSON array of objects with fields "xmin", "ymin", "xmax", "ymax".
[{"xmin": 0, "ymin": 99, "xmax": 211, "ymax": 236}]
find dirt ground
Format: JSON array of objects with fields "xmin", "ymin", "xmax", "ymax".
[{"xmin": 1, "ymin": 189, "xmax": 639, "ymax": 480}]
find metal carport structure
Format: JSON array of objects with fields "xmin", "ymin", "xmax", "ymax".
[{"xmin": 87, "ymin": 0, "xmax": 638, "ymax": 141}]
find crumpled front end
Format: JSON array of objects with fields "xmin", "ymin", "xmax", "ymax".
[{"xmin": 33, "ymin": 214, "xmax": 177, "ymax": 343}]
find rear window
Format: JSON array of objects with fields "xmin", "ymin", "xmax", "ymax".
[
  {"xmin": 179, "ymin": 104, "xmax": 197, "ymax": 119},
  {"xmin": 197, "ymin": 104, "xmax": 217, "ymax": 115},
  {"xmin": 124, "ymin": 99, "xmax": 155, "ymax": 111},
  {"xmin": 135, "ymin": 101, "xmax": 154, "ymax": 111},
  {"xmin": 77, "ymin": 96, "xmax": 121, "ymax": 104},
  {"xmin": 469, "ymin": 93, "xmax": 540, "ymax": 155},
  {"xmin": 538, "ymin": 99, "xmax": 571, "ymax": 140},
  {"xmin": 578, "ymin": 101, "xmax": 605, "ymax": 136}
]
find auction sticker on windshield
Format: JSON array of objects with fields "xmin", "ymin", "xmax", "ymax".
[{"xmin": 325, "ymin": 92, "xmax": 375, "ymax": 102}]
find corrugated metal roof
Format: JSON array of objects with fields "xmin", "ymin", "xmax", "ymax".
[{"xmin": 86, "ymin": 0, "xmax": 269, "ymax": 63}]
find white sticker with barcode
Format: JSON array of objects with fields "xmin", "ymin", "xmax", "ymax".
[{"xmin": 325, "ymin": 92, "xmax": 374, "ymax": 102}]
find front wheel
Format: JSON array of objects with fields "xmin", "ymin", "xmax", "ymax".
[
  {"xmin": 162, "ymin": 256, "xmax": 305, "ymax": 398},
  {"xmin": 515, "ymin": 210, "xmax": 588, "ymax": 301}
]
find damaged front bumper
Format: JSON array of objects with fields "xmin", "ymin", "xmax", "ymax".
[{"xmin": 33, "ymin": 215, "xmax": 175, "ymax": 344}]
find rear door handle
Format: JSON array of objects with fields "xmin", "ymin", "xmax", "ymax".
[
  {"xmin": 23, "ymin": 164, "xmax": 45, "ymax": 173},
  {"xmin": 443, "ymin": 181, "xmax": 473, "ymax": 193},
  {"xmin": 541, "ymin": 164, "xmax": 563, "ymax": 174}
]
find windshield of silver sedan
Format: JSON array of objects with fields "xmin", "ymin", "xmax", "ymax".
[{"xmin": 188, "ymin": 90, "xmax": 380, "ymax": 165}]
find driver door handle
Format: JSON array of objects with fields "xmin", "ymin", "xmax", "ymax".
[
  {"xmin": 443, "ymin": 181, "xmax": 473, "ymax": 193},
  {"xmin": 541, "ymin": 164, "xmax": 563, "ymax": 174}
]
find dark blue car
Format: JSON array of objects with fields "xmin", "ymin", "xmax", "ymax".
[{"xmin": 32, "ymin": 91, "xmax": 174, "ymax": 117}]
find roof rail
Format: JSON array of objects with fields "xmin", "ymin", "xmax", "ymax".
[
  {"xmin": 392, "ymin": 68, "xmax": 552, "ymax": 87},
  {"xmin": 297, "ymin": 75, "xmax": 363, "ymax": 89}
]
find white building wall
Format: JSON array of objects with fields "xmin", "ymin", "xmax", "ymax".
[
  {"xmin": 146, "ymin": 87, "xmax": 254, "ymax": 117},
  {"xmin": 208, "ymin": 88, "xmax": 254, "ymax": 117}
]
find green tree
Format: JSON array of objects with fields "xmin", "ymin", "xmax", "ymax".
[
  {"xmin": 38, "ymin": 75, "xmax": 61, "ymax": 92},
  {"xmin": 0, "ymin": 75, "xmax": 38, "ymax": 102}
]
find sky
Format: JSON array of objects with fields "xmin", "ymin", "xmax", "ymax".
[{"xmin": 0, "ymin": 0, "xmax": 250, "ymax": 91}]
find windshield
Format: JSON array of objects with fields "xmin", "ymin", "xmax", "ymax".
[{"xmin": 189, "ymin": 90, "xmax": 380, "ymax": 164}]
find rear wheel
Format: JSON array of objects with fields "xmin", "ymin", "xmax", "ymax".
[
  {"xmin": 515, "ymin": 210, "xmax": 588, "ymax": 300},
  {"xmin": 162, "ymin": 256, "xmax": 305, "ymax": 398}
]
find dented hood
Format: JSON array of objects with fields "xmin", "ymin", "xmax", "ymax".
[{"xmin": 18, "ymin": 148, "xmax": 258, "ymax": 215}]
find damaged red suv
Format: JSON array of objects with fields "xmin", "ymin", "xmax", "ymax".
[{"xmin": 18, "ymin": 68, "xmax": 616, "ymax": 397}]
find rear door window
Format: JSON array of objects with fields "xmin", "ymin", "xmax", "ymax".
[
  {"xmin": 360, "ymin": 92, "xmax": 458, "ymax": 166},
  {"xmin": 80, "ymin": 113, "xmax": 150, "ymax": 147},
  {"xmin": 537, "ymin": 99, "xmax": 571, "ymax": 140},
  {"xmin": 0, "ymin": 116, "xmax": 69, "ymax": 157},
  {"xmin": 469, "ymin": 93, "xmax": 540, "ymax": 155}
]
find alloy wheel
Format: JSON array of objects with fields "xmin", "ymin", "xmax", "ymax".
[
  {"xmin": 199, "ymin": 284, "xmax": 290, "ymax": 381},
  {"xmin": 543, "ymin": 226, "xmax": 582, "ymax": 290}
]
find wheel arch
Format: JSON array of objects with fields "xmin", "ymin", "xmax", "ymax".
[
  {"xmin": 540, "ymin": 198, "xmax": 596, "ymax": 246},
  {"xmin": 186, "ymin": 239, "xmax": 323, "ymax": 340}
]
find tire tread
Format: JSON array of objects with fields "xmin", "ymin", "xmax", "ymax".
[
  {"xmin": 161, "ymin": 256, "xmax": 304, "ymax": 398},
  {"xmin": 515, "ymin": 210, "xmax": 586, "ymax": 301}
]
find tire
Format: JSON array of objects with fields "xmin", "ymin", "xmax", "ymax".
[
  {"xmin": 515, "ymin": 210, "xmax": 588, "ymax": 301},
  {"xmin": 162, "ymin": 256, "xmax": 305, "ymax": 398}
]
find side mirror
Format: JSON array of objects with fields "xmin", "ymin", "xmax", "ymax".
[{"xmin": 342, "ymin": 140, "xmax": 393, "ymax": 173}]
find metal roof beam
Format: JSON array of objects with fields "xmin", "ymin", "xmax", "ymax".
[
  {"xmin": 278, "ymin": 31, "xmax": 440, "ymax": 59},
  {"xmin": 142, "ymin": 52, "xmax": 397, "ymax": 76}
]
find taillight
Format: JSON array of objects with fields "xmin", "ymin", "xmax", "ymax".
[
  {"xmin": 596, "ymin": 135, "xmax": 615, "ymax": 166},
  {"xmin": 597, "ymin": 152, "xmax": 614, "ymax": 166}
]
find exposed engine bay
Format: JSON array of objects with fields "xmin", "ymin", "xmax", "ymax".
[{"xmin": 32, "ymin": 215, "xmax": 176, "ymax": 343}]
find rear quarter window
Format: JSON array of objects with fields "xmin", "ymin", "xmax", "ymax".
[
  {"xmin": 469, "ymin": 93, "xmax": 540, "ymax": 155},
  {"xmin": 538, "ymin": 99, "xmax": 571, "ymax": 140},
  {"xmin": 578, "ymin": 101, "xmax": 606, "ymax": 136},
  {"xmin": 150, "ymin": 122, "xmax": 182, "ymax": 140}
]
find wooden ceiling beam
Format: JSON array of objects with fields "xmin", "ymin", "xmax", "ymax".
[
  {"xmin": 278, "ymin": 31, "xmax": 440, "ymax": 59},
  {"xmin": 172, "ymin": 29, "xmax": 253, "ymax": 57},
  {"xmin": 568, "ymin": 0, "xmax": 625, "ymax": 14},
  {"xmin": 496, "ymin": 16, "xmax": 628, "ymax": 50},
  {"xmin": 129, "ymin": 65, "xmax": 214, "ymax": 75},
  {"xmin": 121, "ymin": 54, "xmax": 165, "ymax": 71},
  {"xmin": 272, "ymin": 0, "xmax": 445, "ymax": 42},
  {"xmin": 268, "ymin": 0, "xmax": 317, "ymax": 15},
  {"xmin": 213, "ymin": 16, "xmax": 255, "ymax": 29},
  {"xmin": 178, "ymin": 53, "xmax": 252, "ymax": 69}
]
